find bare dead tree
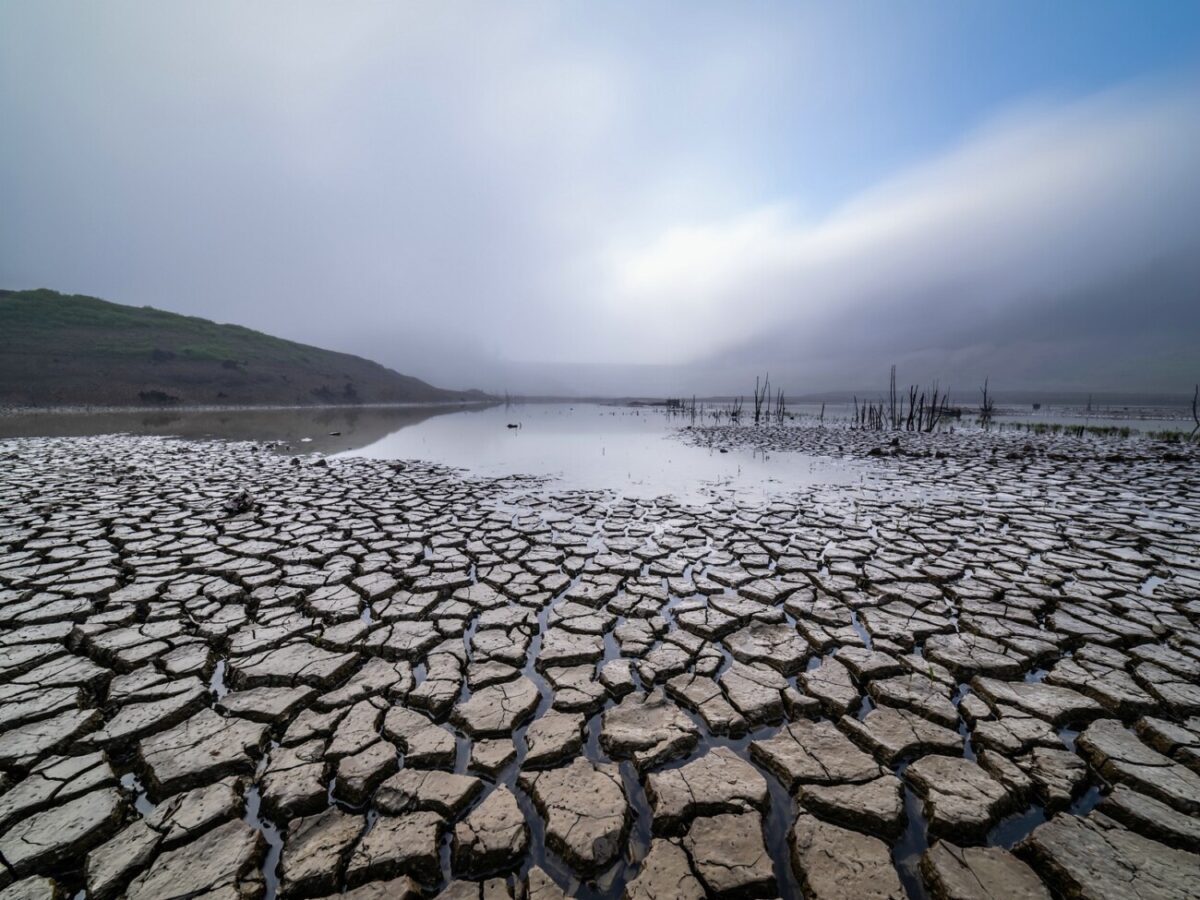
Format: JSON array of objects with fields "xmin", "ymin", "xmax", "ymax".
[
  {"xmin": 854, "ymin": 396, "xmax": 881, "ymax": 430},
  {"xmin": 753, "ymin": 375, "xmax": 770, "ymax": 425},
  {"xmin": 979, "ymin": 377, "xmax": 995, "ymax": 424},
  {"xmin": 1192, "ymin": 384, "xmax": 1199, "ymax": 438},
  {"xmin": 888, "ymin": 365, "xmax": 898, "ymax": 430},
  {"xmin": 819, "ymin": 401, "xmax": 825, "ymax": 424},
  {"xmin": 924, "ymin": 383, "xmax": 951, "ymax": 432}
]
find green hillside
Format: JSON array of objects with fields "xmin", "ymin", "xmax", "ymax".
[{"xmin": 0, "ymin": 289, "xmax": 489, "ymax": 407}]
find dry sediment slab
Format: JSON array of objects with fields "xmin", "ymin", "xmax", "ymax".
[{"xmin": 0, "ymin": 429, "xmax": 1197, "ymax": 898}]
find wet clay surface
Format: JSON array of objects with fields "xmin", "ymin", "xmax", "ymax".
[{"xmin": 0, "ymin": 429, "xmax": 1198, "ymax": 899}]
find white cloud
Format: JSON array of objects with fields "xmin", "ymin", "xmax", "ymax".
[
  {"xmin": 585, "ymin": 84, "xmax": 1200, "ymax": 369},
  {"xmin": 2, "ymin": 3, "xmax": 1198, "ymax": 393}
]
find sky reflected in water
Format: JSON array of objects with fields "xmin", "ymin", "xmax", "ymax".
[{"xmin": 338, "ymin": 404, "xmax": 865, "ymax": 502}]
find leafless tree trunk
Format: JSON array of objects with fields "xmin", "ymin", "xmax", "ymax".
[
  {"xmin": 751, "ymin": 375, "xmax": 772, "ymax": 425},
  {"xmin": 979, "ymin": 377, "xmax": 995, "ymax": 425},
  {"xmin": 924, "ymin": 383, "xmax": 951, "ymax": 432},
  {"xmin": 1192, "ymin": 384, "xmax": 1198, "ymax": 438},
  {"xmin": 889, "ymin": 365, "xmax": 898, "ymax": 430}
]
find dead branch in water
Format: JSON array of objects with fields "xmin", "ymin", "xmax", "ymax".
[
  {"xmin": 922, "ymin": 383, "xmax": 949, "ymax": 432},
  {"xmin": 888, "ymin": 365, "xmax": 898, "ymax": 430},
  {"xmin": 852, "ymin": 393, "xmax": 885, "ymax": 430},
  {"xmin": 1192, "ymin": 384, "xmax": 1199, "ymax": 438},
  {"xmin": 753, "ymin": 374, "xmax": 771, "ymax": 425},
  {"xmin": 979, "ymin": 377, "xmax": 995, "ymax": 425}
]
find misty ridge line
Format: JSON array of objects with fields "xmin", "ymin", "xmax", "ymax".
[
  {"xmin": 2, "ymin": 287, "xmax": 1195, "ymax": 418},
  {"xmin": 0, "ymin": 289, "xmax": 492, "ymax": 409}
]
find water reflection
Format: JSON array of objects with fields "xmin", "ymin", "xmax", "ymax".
[
  {"xmin": 0, "ymin": 402, "xmax": 869, "ymax": 501},
  {"xmin": 0, "ymin": 403, "xmax": 491, "ymax": 455},
  {"xmin": 30, "ymin": 396, "xmax": 1185, "ymax": 502},
  {"xmin": 339, "ymin": 404, "xmax": 864, "ymax": 501}
]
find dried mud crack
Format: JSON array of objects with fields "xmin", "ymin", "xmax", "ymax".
[{"xmin": 0, "ymin": 430, "xmax": 1198, "ymax": 899}]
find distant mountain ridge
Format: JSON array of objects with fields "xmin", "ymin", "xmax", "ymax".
[{"xmin": 0, "ymin": 289, "xmax": 490, "ymax": 408}]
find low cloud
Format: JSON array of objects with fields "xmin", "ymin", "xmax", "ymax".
[
  {"xmin": 1, "ymin": 5, "xmax": 1197, "ymax": 395},
  {"xmin": 587, "ymin": 85, "xmax": 1200, "ymax": 393}
]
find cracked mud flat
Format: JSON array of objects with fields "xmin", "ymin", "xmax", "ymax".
[{"xmin": 0, "ymin": 428, "xmax": 1198, "ymax": 900}]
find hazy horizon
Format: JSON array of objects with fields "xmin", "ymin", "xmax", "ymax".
[{"xmin": 3, "ymin": 3, "xmax": 1199, "ymax": 398}]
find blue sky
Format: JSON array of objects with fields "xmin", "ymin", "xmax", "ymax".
[
  {"xmin": 2, "ymin": 2, "xmax": 1199, "ymax": 394},
  {"xmin": 542, "ymin": 3, "xmax": 1200, "ymax": 213},
  {"xmin": 757, "ymin": 3, "xmax": 1200, "ymax": 208}
]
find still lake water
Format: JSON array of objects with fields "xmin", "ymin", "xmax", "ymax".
[
  {"xmin": 0, "ymin": 403, "xmax": 864, "ymax": 502},
  {"xmin": 2, "ymin": 398, "xmax": 1190, "ymax": 502},
  {"xmin": 339, "ymin": 403, "xmax": 866, "ymax": 501}
]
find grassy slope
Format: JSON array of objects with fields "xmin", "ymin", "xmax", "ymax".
[{"xmin": 0, "ymin": 289, "xmax": 488, "ymax": 407}]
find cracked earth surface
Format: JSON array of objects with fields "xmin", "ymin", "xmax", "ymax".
[{"xmin": 0, "ymin": 427, "xmax": 1198, "ymax": 899}]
